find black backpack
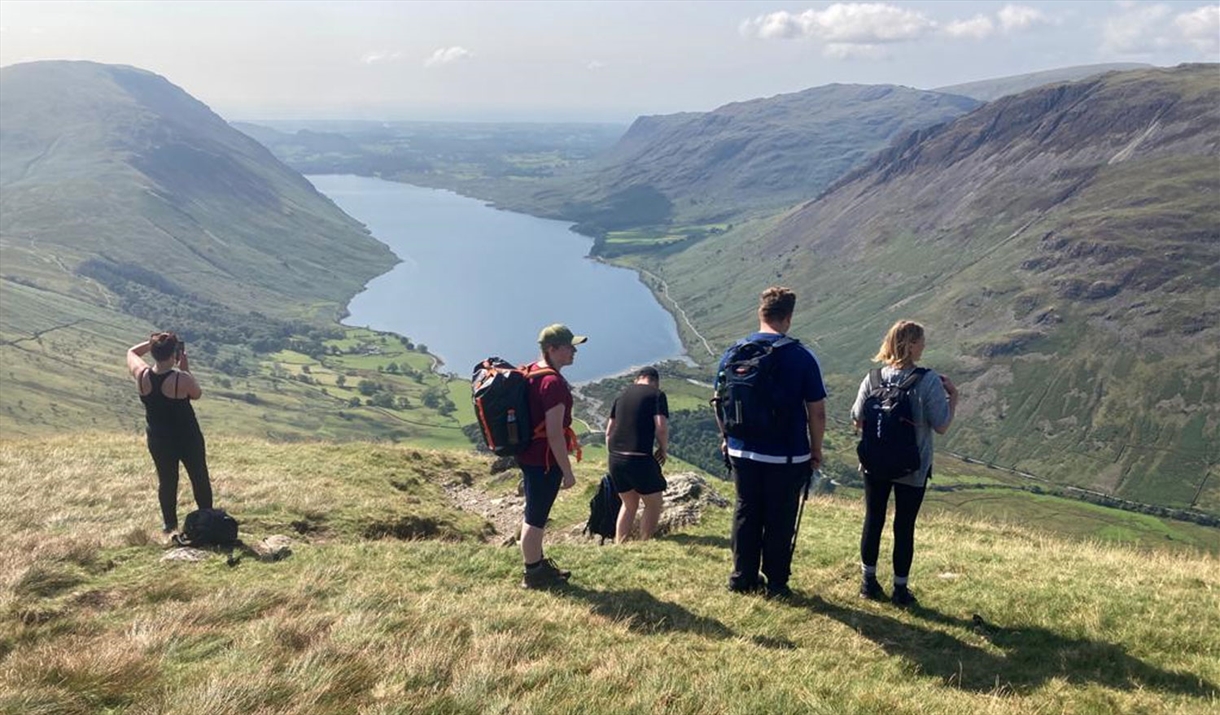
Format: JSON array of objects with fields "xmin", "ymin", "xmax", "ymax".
[
  {"xmin": 179, "ymin": 508, "xmax": 239, "ymax": 547},
  {"xmin": 583, "ymin": 474, "xmax": 621, "ymax": 544},
  {"xmin": 713, "ymin": 336, "xmax": 797, "ymax": 442},
  {"xmin": 471, "ymin": 358, "xmax": 555, "ymax": 456},
  {"xmin": 856, "ymin": 368, "xmax": 928, "ymax": 480}
]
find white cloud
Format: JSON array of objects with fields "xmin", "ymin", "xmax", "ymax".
[
  {"xmin": 1102, "ymin": 4, "xmax": 1174, "ymax": 55},
  {"xmin": 423, "ymin": 46, "xmax": 472, "ymax": 68},
  {"xmin": 361, "ymin": 50, "xmax": 403, "ymax": 65},
  {"xmin": 944, "ymin": 15, "xmax": 995, "ymax": 40},
  {"xmin": 997, "ymin": 4, "xmax": 1048, "ymax": 33},
  {"xmin": 1175, "ymin": 5, "xmax": 1220, "ymax": 55},
  {"xmin": 741, "ymin": 3, "xmax": 936, "ymax": 44},
  {"xmin": 586, "ymin": 60, "xmax": 607, "ymax": 71}
]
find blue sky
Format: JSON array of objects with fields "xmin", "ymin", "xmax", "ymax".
[{"xmin": 1, "ymin": 1, "xmax": 1216, "ymax": 122}]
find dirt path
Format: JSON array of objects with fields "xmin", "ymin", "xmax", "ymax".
[{"xmin": 631, "ymin": 266, "xmax": 716, "ymax": 359}]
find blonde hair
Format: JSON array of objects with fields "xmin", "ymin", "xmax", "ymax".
[{"xmin": 873, "ymin": 320, "xmax": 924, "ymax": 368}]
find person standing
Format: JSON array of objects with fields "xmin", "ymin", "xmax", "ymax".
[
  {"xmin": 715, "ymin": 287, "xmax": 826, "ymax": 599},
  {"xmin": 605, "ymin": 366, "xmax": 670, "ymax": 542},
  {"xmin": 126, "ymin": 332, "xmax": 213, "ymax": 537},
  {"xmin": 851, "ymin": 320, "xmax": 956, "ymax": 607},
  {"xmin": 518, "ymin": 323, "xmax": 587, "ymax": 589}
]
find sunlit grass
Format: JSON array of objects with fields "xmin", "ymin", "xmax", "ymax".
[{"xmin": 1, "ymin": 433, "xmax": 1216, "ymax": 714}]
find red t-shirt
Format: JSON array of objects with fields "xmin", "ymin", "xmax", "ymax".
[{"xmin": 516, "ymin": 362, "xmax": 573, "ymax": 467}]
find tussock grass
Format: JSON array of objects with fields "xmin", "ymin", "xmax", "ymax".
[{"xmin": 1, "ymin": 433, "xmax": 1217, "ymax": 714}]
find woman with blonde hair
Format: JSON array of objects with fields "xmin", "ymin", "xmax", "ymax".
[
  {"xmin": 850, "ymin": 320, "xmax": 957, "ymax": 606},
  {"xmin": 126, "ymin": 331, "xmax": 213, "ymax": 536}
]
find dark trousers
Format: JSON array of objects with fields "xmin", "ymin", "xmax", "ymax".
[
  {"xmin": 148, "ymin": 430, "xmax": 213, "ymax": 530},
  {"xmin": 860, "ymin": 475, "xmax": 927, "ymax": 579},
  {"xmin": 729, "ymin": 457, "xmax": 809, "ymax": 590}
]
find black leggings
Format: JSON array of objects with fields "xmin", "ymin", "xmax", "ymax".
[
  {"xmin": 860, "ymin": 475, "xmax": 927, "ymax": 579},
  {"xmin": 148, "ymin": 430, "xmax": 213, "ymax": 530}
]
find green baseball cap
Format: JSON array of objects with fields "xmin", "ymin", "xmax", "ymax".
[{"xmin": 538, "ymin": 323, "xmax": 588, "ymax": 348}]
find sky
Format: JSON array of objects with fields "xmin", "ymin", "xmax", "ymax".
[{"xmin": 1, "ymin": 1, "xmax": 1216, "ymax": 122}]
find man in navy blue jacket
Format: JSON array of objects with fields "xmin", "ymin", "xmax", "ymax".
[{"xmin": 715, "ymin": 286, "xmax": 826, "ymax": 599}]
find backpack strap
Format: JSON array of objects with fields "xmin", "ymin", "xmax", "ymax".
[
  {"xmin": 897, "ymin": 367, "xmax": 929, "ymax": 391},
  {"xmin": 524, "ymin": 362, "xmax": 557, "ymax": 380},
  {"xmin": 867, "ymin": 368, "xmax": 883, "ymax": 392}
]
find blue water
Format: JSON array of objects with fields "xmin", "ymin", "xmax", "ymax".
[{"xmin": 308, "ymin": 175, "xmax": 685, "ymax": 382}]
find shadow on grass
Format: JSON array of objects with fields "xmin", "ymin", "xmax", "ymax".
[
  {"xmin": 558, "ymin": 584, "xmax": 734, "ymax": 639},
  {"xmin": 661, "ymin": 533, "xmax": 731, "ymax": 549},
  {"xmin": 792, "ymin": 594, "xmax": 1218, "ymax": 697}
]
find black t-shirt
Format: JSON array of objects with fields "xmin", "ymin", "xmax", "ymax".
[{"xmin": 608, "ymin": 384, "xmax": 669, "ymax": 454}]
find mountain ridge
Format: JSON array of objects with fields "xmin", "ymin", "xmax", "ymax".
[{"xmin": 648, "ymin": 64, "xmax": 1219, "ymax": 511}]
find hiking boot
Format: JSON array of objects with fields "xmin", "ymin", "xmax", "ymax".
[
  {"xmin": 521, "ymin": 559, "xmax": 571, "ymax": 589},
  {"xmin": 727, "ymin": 576, "xmax": 766, "ymax": 595},
  {"xmin": 765, "ymin": 584, "xmax": 794, "ymax": 601},
  {"xmin": 859, "ymin": 576, "xmax": 886, "ymax": 601},
  {"xmin": 891, "ymin": 584, "xmax": 918, "ymax": 608}
]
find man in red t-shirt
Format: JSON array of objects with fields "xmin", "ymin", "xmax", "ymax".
[{"xmin": 518, "ymin": 323, "xmax": 587, "ymax": 589}]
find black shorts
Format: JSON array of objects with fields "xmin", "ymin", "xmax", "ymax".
[
  {"xmin": 608, "ymin": 453, "xmax": 667, "ymax": 496},
  {"xmin": 520, "ymin": 464, "xmax": 562, "ymax": 528}
]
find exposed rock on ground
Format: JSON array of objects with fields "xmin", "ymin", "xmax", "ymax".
[
  {"xmin": 251, "ymin": 534, "xmax": 293, "ymax": 562},
  {"xmin": 161, "ymin": 547, "xmax": 212, "ymax": 562},
  {"xmin": 443, "ymin": 470, "xmax": 729, "ymax": 546}
]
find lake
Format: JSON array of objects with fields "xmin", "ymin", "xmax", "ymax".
[{"xmin": 308, "ymin": 174, "xmax": 685, "ymax": 382}]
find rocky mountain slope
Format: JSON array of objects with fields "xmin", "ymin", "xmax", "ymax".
[
  {"xmin": 536, "ymin": 84, "xmax": 980, "ymax": 230},
  {"xmin": 934, "ymin": 62, "xmax": 1151, "ymax": 101},
  {"xmin": 653, "ymin": 64, "xmax": 1220, "ymax": 510}
]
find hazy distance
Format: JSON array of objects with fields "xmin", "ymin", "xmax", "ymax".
[{"xmin": 1, "ymin": 0, "xmax": 1216, "ymax": 122}]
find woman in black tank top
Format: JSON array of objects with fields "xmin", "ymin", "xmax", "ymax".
[{"xmin": 126, "ymin": 332, "xmax": 213, "ymax": 535}]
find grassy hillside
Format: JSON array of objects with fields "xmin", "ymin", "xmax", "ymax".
[
  {"xmin": 0, "ymin": 61, "xmax": 395, "ymax": 314},
  {"xmin": 1, "ymin": 434, "xmax": 1217, "ymax": 714},
  {"xmin": 643, "ymin": 64, "xmax": 1220, "ymax": 512},
  {"xmin": 0, "ymin": 61, "xmax": 485, "ymax": 444}
]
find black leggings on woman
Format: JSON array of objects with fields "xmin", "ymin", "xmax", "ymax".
[
  {"xmin": 148, "ymin": 430, "xmax": 212, "ymax": 530},
  {"xmin": 860, "ymin": 475, "xmax": 927, "ymax": 578}
]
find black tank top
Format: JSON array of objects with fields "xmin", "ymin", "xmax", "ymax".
[{"xmin": 140, "ymin": 369, "xmax": 200, "ymax": 436}]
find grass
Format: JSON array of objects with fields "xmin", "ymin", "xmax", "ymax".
[
  {"xmin": 0, "ymin": 299, "xmax": 473, "ymax": 449},
  {"xmin": 1, "ymin": 433, "xmax": 1217, "ymax": 714}
]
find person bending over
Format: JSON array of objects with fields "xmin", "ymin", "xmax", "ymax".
[{"xmin": 605, "ymin": 366, "xmax": 669, "ymax": 542}]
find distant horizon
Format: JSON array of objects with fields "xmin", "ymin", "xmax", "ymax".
[
  {"xmin": 1, "ymin": 1, "xmax": 1214, "ymax": 123},
  {"xmin": 226, "ymin": 60, "xmax": 1173, "ymax": 125}
]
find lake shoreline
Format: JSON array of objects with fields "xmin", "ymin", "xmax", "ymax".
[{"xmin": 310, "ymin": 175, "xmax": 689, "ymax": 384}]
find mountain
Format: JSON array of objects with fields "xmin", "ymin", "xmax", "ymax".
[
  {"xmin": 534, "ymin": 84, "xmax": 981, "ymax": 231},
  {"xmin": 0, "ymin": 61, "xmax": 399, "ymax": 438},
  {"xmin": 650, "ymin": 64, "xmax": 1220, "ymax": 511},
  {"xmin": 934, "ymin": 63, "xmax": 1152, "ymax": 102},
  {"xmin": 0, "ymin": 61, "xmax": 394, "ymax": 315}
]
